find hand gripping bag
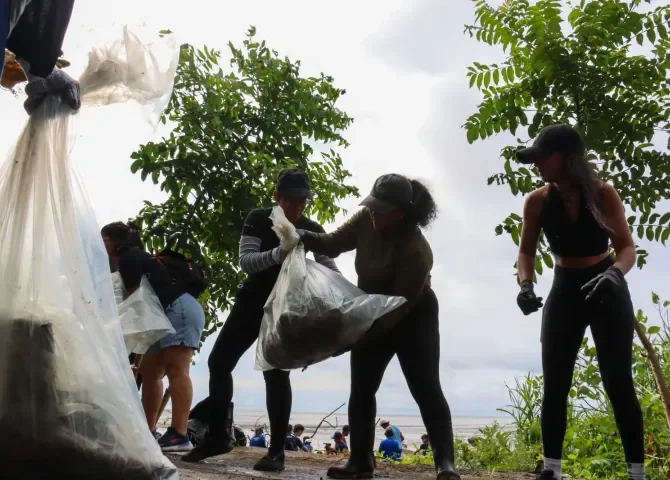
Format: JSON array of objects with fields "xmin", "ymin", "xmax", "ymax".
[
  {"xmin": 0, "ymin": 27, "xmax": 180, "ymax": 479},
  {"xmin": 112, "ymin": 273, "xmax": 176, "ymax": 355},
  {"xmin": 255, "ymin": 207, "xmax": 407, "ymax": 371}
]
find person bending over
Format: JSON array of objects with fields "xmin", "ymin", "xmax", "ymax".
[
  {"xmin": 102, "ymin": 222, "xmax": 205, "ymax": 452},
  {"xmin": 300, "ymin": 174, "xmax": 459, "ymax": 480},
  {"xmin": 515, "ymin": 124, "xmax": 644, "ymax": 480}
]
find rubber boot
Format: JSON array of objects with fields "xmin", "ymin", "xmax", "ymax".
[
  {"xmin": 326, "ymin": 456, "xmax": 375, "ymax": 479},
  {"xmin": 182, "ymin": 402, "xmax": 235, "ymax": 462},
  {"xmin": 432, "ymin": 427, "xmax": 460, "ymax": 480},
  {"xmin": 253, "ymin": 452, "xmax": 285, "ymax": 472}
]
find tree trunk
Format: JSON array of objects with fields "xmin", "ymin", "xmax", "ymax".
[{"xmin": 635, "ymin": 321, "xmax": 670, "ymax": 429}]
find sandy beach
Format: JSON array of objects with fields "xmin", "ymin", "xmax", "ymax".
[{"xmin": 168, "ymin": 449, "xmax": 534, "ymax": 480}]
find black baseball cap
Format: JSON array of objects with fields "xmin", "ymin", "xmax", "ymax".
[
  {"xmin": 360, "ymin": 174, "xmax": 413, "ymax": 214},
  {"xmin": 516, "ymin": 124, "xmax": 586, "ymax": 164},
  {"xmin": 277, "ymin": 169, "xmax": 313, "ymax": 199}
]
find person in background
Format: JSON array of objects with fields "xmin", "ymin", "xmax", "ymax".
[
  {"xmin": 515, "ymin": 124, "xmax": 644, "ymax": 480},
  {"xmin": 101, "ymin": 222, "xmax": 205, "ymax": 452},
  {"xmin": 250, "ymin": 427, "xmax": 266, "ymax": 448},
  {"xmin": 1, "ymin": 0, "xmax": 80, "ymax": 113},
  {"xmin": 300, "ymin": 174, "xmax": 459, "ymax": 480},
  {"xmin": 286, "ymin": 424, "xmax": 309, "ymax": 452},
  {"xmin": 333, "ymin": 431, "xmax": 348, "ymax": 454},
  {"xmin": 378, "ymin": 427, "xmax": 402, "ymax": 462},
  {"xmin": 183, "ymin": 169, "xmax": 340, "ymax": 471},
  {"xmin": 342, "ymin": 425, "xmax": 350, "ymax": 444},
  {"xmin": 303, "ymin": 437, "xmax": 313, "ymax": 453},
  {"xmin": 379, "ymin": 419, "xmax": 404, "ymax": 447},
  {"xmin": 417, "ymin": 434, "xmax": 430, "ymax": 455}
]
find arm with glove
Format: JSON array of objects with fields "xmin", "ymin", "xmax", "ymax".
[
  {"xmin": 581, "ymin": 184, "xmax": 635, "ymax": 303},
  {"xmin": 3, "ymin": 0, "xmax": 80, "ymax": 114},
  {"xmin": 516, "ymin": 190, "xmax": 545, "ymax": 315}
]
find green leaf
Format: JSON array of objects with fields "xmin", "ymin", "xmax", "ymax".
[
  {"xmin": 484, "ymin": 71, "xmax": 491, "ymax": 88},
  {"xmin": 646, "ymin": 226, "xmax": 654, "ymax": 241},
  {"xmin": 660, "ymin": 213, "xmax": 670, "ymax": 224},
  {"xmin": 637, "ymin": 225, "xmax": 644, "ymax": 239},
  {"xmin": 648, "ymin": 326, "xmax": 661, "ymax": 335},
  {"xmin": 507, "ymin": 66, "xmax": 515, "ymax": 83},
  {"xmin": 662, "ymin": 228, "xmax": 670, "ymax": 246},
  {"xmin": 637, "ymin": 33, "xmax": 644, "ymax": 45},
  {"xmin": 534, "ymin": 256, "xmax": 543, "ymax": 275},
  {"xmin": 493, "ymin": 69, "xmax": 500, "ymax": 85},
  {"xmin": 543, "ymin": 253, "xmax": 554, "ymax": 269}
]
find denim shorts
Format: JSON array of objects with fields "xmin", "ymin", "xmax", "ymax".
[{"xmin": 146, "ymin": 293, "xmax": 205, "ymax": 354}]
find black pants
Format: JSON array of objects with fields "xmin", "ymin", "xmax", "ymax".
[
  {"xmin": 541, "ymin": 257, "xmax": 643, "ymax": 463},
  {"xmin": 348, "ymin": 288, "xmax": 455, "ymax": 471},
  {"xmin": 190, "ymin": 288, "xmax": 291, "ymax": 456}
]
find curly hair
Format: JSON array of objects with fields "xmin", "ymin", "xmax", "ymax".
[{"xmin": 405, "ymin": 179, "xmax": 438, "ymax": 229}]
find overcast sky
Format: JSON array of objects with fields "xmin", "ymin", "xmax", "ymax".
[{"xmin": 0, "ymin": 0, "xmax": 668, "ymax": 418}]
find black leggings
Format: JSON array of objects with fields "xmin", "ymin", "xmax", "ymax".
[
  {"xmin": 190, "ymin": 289, "xmax": 290, "ymax": 455},
  {"xmin": 348, "ymin": 289, "xmax": 455, "ymax": 471},
  {"xmin": 541, "ymin": 257, "xmax": 643, "ymax": 463}
]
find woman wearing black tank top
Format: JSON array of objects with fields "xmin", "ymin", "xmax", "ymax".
[{"xmin": 515, "ymin": 124, "xmax": 644, "ymax": 480}]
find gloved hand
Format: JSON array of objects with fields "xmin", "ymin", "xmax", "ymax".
[
  {"xmin": 581, "ymin": 266, "xmax": 624, "ymax": 304},
  {"xmin": 279, "ymin": 229, "xmax": 300, "ymax": 253},
  {"xmin": 296, "ymin": 229, "xmax": 318, "ymax": 252},
  {"xmin": 517, "ymin": 280, "xmax": 543, "ymax": 315},
  {"xmin": 24, "ymin": 68, "xmax": 81, "ymax": 115}
]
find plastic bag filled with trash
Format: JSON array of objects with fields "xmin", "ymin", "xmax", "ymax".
[
  {"xmin": 255, "ymin": 207, "xmax": 407, "ymax": 371},
  {"xmin": 0, "ymin": 27, "xmax": 179, "ymax": 479},
  {"xmin": 113, "ymin": 273, "xmax": 175, "ymax": 355}
]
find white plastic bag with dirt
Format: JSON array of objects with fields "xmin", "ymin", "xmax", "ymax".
[
  {"xmin": 0, "ymin": 27, "xmax": 179, "ymax": 479},
  {"xmin": 255, "ymin": 206, "xmax": 407, "ymax": 371},
  {"xmin": 112, "ymin": 273, "xmax": 175, "ymax": 355}
]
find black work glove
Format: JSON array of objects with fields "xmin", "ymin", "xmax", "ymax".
[
  {"xmin": 517, "ymin": 280, "xmax": 544, "ymax": 315},
  {"xmin": 295, "ymin": 229, "xmax": 318, "ymax": 253},
  {"xmin": 581, "ymin": 266, "xmax": 624, "ymax": 304},
  {"xmin": 24, "ymin": 67, "xmax": 81, "ymax": 115}
]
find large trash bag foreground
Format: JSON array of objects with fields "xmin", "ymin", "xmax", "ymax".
[
  {"xmin": 255, "ymin": 207, "xmax": 407, "ymax": 371},
  {"xmin": 0, "ymin": 27, "xmax": 179, "ymax": 479}
]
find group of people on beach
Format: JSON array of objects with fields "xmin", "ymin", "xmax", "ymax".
[{"xmin": 0, "ymin": 3, "xmax": 647, "ymax": 480}]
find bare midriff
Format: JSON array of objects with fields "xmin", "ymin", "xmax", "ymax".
[{"xmin": 554, "ymin": 251, "xmax": 610, "ymax": 269}]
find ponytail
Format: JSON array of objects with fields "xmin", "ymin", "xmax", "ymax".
[
  {"xmin": 405, "ymin": 179, "xmax": 438, "ymax": 229},
  {"xmin": 101, "ymin": 221, "xmax": 144, "ymax": 253}
]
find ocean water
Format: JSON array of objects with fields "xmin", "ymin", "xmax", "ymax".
[{"xmin": 159, "ymin": 408, "xmax": 513, "ymax": 450}]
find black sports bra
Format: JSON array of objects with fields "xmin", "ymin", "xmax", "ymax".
[{"xmin": 540, "ymin": 186, "xmax": 609, "ymax": 257}]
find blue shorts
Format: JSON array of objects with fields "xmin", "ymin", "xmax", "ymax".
[{"xmin": 146, "ymin": 293, "xmax": 205, "ymax": 354}]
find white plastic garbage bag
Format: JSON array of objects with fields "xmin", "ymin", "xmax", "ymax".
[
  {"xmin": 255, "ymin": 207, "xmax": 407, "ymax": 371},
  {"xmin": 0, "ymin": 27, "xmax": 179, "ymax": 479},
  {"xmin": 113, "ymin": 273, "xmax": 175, "ymax": 355}
]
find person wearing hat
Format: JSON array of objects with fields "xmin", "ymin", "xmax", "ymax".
[
  {"xmin": 299, "ymin": 174, "xmax": 459, "ymax": 480},
  {"xmin": 1, "ymin": 0, "xmax": 80, "ymax": 114},
  {"xmin": 515, "ymin": 124, "xmax": 644, "ymax": 480},
  {"xmin": 379, "ymin": 419, "xmax": 403, "ymax": 446},
  {"xmin": 183, "ymin": 169, "xmax": 340, "ymax": 470}
]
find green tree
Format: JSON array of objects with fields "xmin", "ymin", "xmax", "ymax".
[
  {"xmin": 129, "ymin": 27, "xmax": 357, "ymax": 342},
  {"xmin": 462, "ymin": 0, "xmax": 670, "ymax": 477},
  {"xmin": 463, "ymin": 0, "xmax": 670, "ymax": 270}
]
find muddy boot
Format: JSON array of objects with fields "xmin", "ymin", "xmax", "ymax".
[
  {"xmin": 181, "ymin": 434, "xmax": 234, "ymax": 463},
  {"xmin": 536, "ymin": 471, "xmax": 557, "ymax": 480},
  {"xmin": 437, "ymin": 468, "xmax": 461, "ymax": 480},
  {"xmin": 326, "ymin": 457, "xmax": 374, "ymax": 479},
  {"xmin": 253, "ymin": 452, "xmax": 285, "ymax": 472}
]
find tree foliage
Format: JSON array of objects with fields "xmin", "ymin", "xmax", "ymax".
[
  {"xmin": 129, "ymin": 27, "xmax": 357, "ymax": 342},
  {"xmin": 464, "ymin": 0, "xmax": 670, "ymax": 272}
]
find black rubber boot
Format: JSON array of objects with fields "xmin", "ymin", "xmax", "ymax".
[
  {"xmin": 253, "ymin": 452, "xmax": 285, "ymax": 472},
  {"xmin": 181, "ymin": 435, "xmax": 234, "ymax": 463},
  {"xmin": 326, "ymin": 457, "xmax": 374, "ymax": 479},
  {"xmin": 437, "ymin": 467, "xmax": 461, "ymax": 480},
  {"xmin": 536, "ymin": 471, "xmax": 557, "ymax": 480}
]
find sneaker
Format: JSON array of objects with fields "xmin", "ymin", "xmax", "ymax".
[
  {"xmin": 158, "ymin": 427, "xmax": 193, "ymax": 452},
  {"xmin": 253, "ymin": 452, "xmax": 285, "ymax": 472},
  {"xmin": 152, "ymin": 430, "xmax": 163, "ymax": 441}
]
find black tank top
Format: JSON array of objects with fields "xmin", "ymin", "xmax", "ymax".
[{"xmin": 540, "ymin": 186, "xmax": 609, "ymax": 257}]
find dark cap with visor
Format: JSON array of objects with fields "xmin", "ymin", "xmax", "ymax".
[
  {"xmin": 276, "ymin": 168, "xmax": 313, "ymax": 199},
  {"xmin": 516, "ymin": 124, "xmax": 586, "ymax": 165},
  {"xmin": 360, "ymin": 174, "xmax": 413, "ymax": 214}
]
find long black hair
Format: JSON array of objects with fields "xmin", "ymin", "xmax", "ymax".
[
  {"xmin": 564, "ymin": 153, "xmax": 611, "ymax": 231},
  {"xmin": 101, "ymin": 221, "xmax": 144, "ymax": 254},
  {"xmin": 405, "ymin": 179, "xmax": 438, "ymax": 230}
]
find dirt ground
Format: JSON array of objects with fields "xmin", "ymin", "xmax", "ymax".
[{"xmin": 169, "ymin": 449, "xmax": 535, "ymax": 480}]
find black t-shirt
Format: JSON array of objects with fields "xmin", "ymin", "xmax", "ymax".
[
  {"xmin": 240, "ymin": 208, "xmax": 325, "ymax": 296},
  {"xmin": 118, "ymin": 246, "xmax": 183, "ymax": 310}
]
